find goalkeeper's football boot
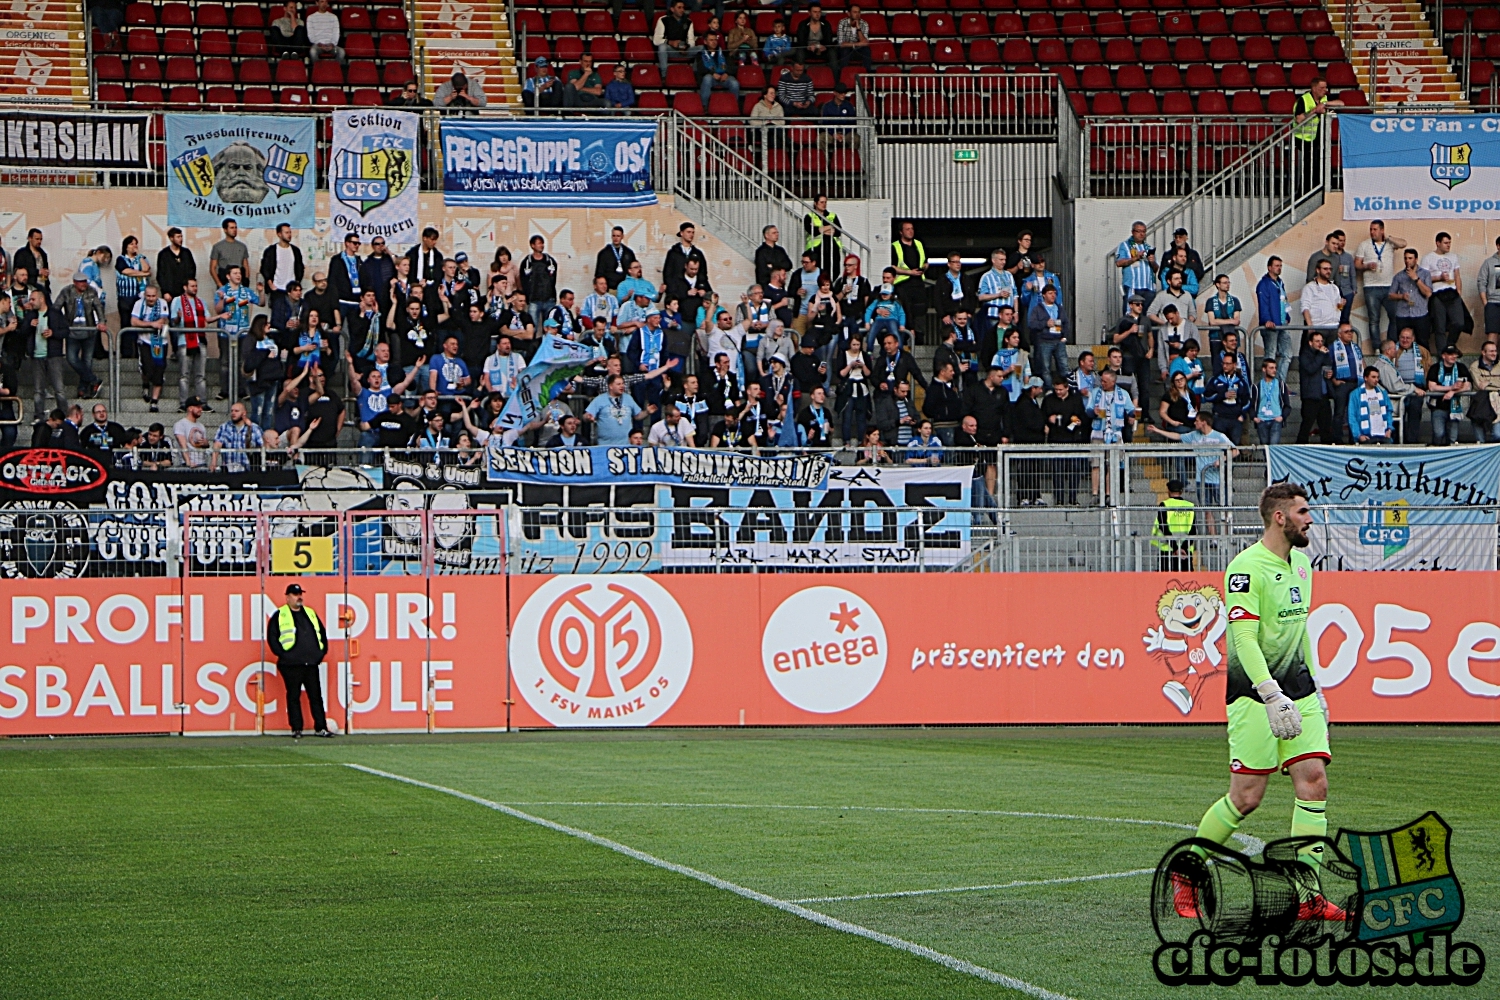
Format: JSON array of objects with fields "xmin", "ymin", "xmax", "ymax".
[
  {"xmin": 1171, "ymin": 872, "xmax": 1201, "ymax": 918},
  {"xmin": 1296, "ymin": 894, "xmax": 1347, "ymax": 922}
]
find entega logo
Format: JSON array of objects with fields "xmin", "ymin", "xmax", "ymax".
[
  {"xmin": 762, "ymin": 586, "xmax": 886, "ymax": 713},
  {"xmin": 1152, "ymin": 813, "xmax": 1485, "ymax": 987}
]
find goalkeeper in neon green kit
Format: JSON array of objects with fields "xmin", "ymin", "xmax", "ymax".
[{"xmin": 1174, "ymin": 481, "xmax": 1345, "ymax": 922}]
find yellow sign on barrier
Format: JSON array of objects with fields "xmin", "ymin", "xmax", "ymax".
[{"xmin": 270, "ymin": 536, "xmax": 335, "ymax": 574}]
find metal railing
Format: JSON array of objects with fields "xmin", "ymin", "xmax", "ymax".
[
  {"xmin": 657, "ymin": 110, "xmax": 874, "ymax": 274},
  {"xmin": 857, "ymin": 72, "xmax": 1059, "ymax": 140},
  {"xmin": 662, "ymin": 117, "xmax": 876, "ymax": 201}
]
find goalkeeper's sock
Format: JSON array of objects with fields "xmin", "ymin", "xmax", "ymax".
[
  {"xmin": 1190, "ymin": 795, "xmax": 1244, "ymax": 857},
  {"xmin": 1292, "ymin": 799, "xmax": 1327, "ymax": 870}
]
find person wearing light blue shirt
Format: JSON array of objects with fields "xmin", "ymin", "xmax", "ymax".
[
  {"xmin": 584, "ymin": 374, "xmax": 643, "ymax": 444},
  {"xmin": 1148, "ymin": 410, "xmax": 1236, "ymax": 507},
  {"xmin": 1018, "ymin": 257, "xmax": 1061, "ymax": 321},
  {"xmin": 976, "ymin": 248, "xmax": 1016, "ymax": 343},
  {"xmin": 581, "ymin": 276, "xmax": 620, "ymax": 327},
  {"xmin": 616, "ymin": 265, "xmax": 656, "ymax": 303},
  {"xmin": 1116, "ymin": 221, "xmax": 1157, "ymax": 312},
  {"xmin": 214, "ymin": 267, "xmax": 260, "ymax": 399}
]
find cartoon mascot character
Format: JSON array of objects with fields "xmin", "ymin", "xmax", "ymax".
[{"xmin": 1144, "ymin": 581, "xmax": 1227, "ymax": 714}]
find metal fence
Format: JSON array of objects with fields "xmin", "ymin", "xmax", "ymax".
[
  {"xmin": 670, "ymin": 117, "xmax": 877, "ymax": 201},
  {"xmin": 857, "ymin": 73, "xmax": 1060, "ymax": 140}
]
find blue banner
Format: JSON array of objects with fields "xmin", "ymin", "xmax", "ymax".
[
  {"xmin": 488, "ymin": 445, "xmax": 832, "ymax": 491},
  {"xmin": 494, "ymin": 334, "xmax": 601, "ymax": 438},
  {"xmin": 441, "ymin": 119, "xmax": 657, "ymax": 207},
  {"xmin": 1341, "ymin": 114, "xmax": 1500, "ymax": 219},
  {"xmin": 1267, "ymin": 445, "xmax": 1500, "ymax": 570},
  {"xmin": 166, "ymin": 114, "xmax": 317, "ymax": 228}
]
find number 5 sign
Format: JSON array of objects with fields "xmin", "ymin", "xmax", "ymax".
[{"xmin": 270, "ymin": 537, "xmax": 335, "ymax": 575}]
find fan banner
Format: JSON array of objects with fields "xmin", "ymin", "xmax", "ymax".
[
  {"xmin": 165, "ymin": 114, "xmax": 317, "ymax": 228},
  {"xmin": 440, "ymin": 118, "xmax": 657, "ymax": 207},
  {"xmin": 1267, "ymin": 445, "xmax": 1500, "ymax": 570},
  {"xmin": 2, "ymin": 574, "xmax": 1499, "ymax": 736},
  {"xmin": 1341, "ymin": 113, "xmax": 1500, "ymax": 219},
  {"xmin": 328, "ymin": 109, "xmax": 421, "ymax": 248},
  {"xmin": 0, "ymin": 111, "xmax": 150, "ymax": 169}
]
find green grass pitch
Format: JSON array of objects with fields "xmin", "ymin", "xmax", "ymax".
[{"xmin": 1, "ymin": 726, "xmax": 1495, "ymax": 998}]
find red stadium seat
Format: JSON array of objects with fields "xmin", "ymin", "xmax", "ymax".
[
  {"xmin": 201, "ymin": 57, "xmax": 234, "ymax": 82},
  {"xmin": 591, "ymin": 37, "xmax": 620, "ymax": 61},
  {"xmin": 551, "ymin": 36, "xmax": 582, "ymax": 62},
  {"xmin": 900, "ymin": 38, "xmax": 932, "ymax": 62},
  {"xmin": 161, "ymin": 2, "xmax": 192, "ymax": 26},
  {"xmin": 970, "ymin": 39, "xmax": 1000, "ymax": 64},
  {"xmin": 238, "ymin": 59, "xmax": 271, "ymax": 83},
  {"xmin": 1104, "ymin": 39, "xmax": 1136, "ymax": 63},
  {"xmin": 165, "ymin": 55, "xmax": 196, "ymax": 81},
  {"xmin": 235, "ymin": 31, "xmax": 268, "ymax": 57},
  {"xmin": 1300, "ymin": 10, "xmax": 1332, "ymax": 34},
  {"xmin": 1094, "ymin": 11, "xmax": 1125, "ymax": 36},
  {"xmin": 637, "ymin": 91, "xmax": 669, "ymax": 112},
  {"xmin": 1266, "ymin": 10, "xmax": 1296, "ymax": 34},
  {"xmin": 672, "ymin": 92, "xmax": 703, "ymax": 115},
  {"xmin": 95, "ymin": 54, "xmax": 126, "ymax": 80},
  {"xmin": 377, "ymin": 34, "xmax": 409, "ymax": 59},
  {"xmin": 1091, "ymin": 91, "xmax": 1123, "ymax": 114},
  {"xmin": 1488, "ymin": 38, "xmax": 1500, "ymax": 59},
  {"xmin": 163, "ymin": 29, "xmax": 195, "ymax": 54},
  {"xmin": 1117, "ymin": 64, "xmax": 1147, "ymax": 90},
  {"xmin": 97, "ymin": 82, "xmax": 127, "ymax": 101},
  {"xmin": 809, "ymin": 65, "xmax": 835, "ymax": 88},
  {"xmin": 1126, "ymin": 91, "xmax": 1157, "ymax": 114},
  {"xmin": 352, "ymin": 87, "xmax": 383, "ymax": 106},
  {"xmin": 891, "ymin": 13, "xmax": 920, "ymax": 36},
  {"xmin": 1002, "ymin": 39, "xmax": 1033, "ymax": 63},
  {"xmin": 196, "ymin": 4, "xmax": 227, "ymax": 27},
  {"xmin": 1312, "ymin": 36, "xmax": 1345, "ymax": 61},
  {"xmin": 375, "ymin": 8, "xmax": 407, "ymax": 31},
  {"xmin": 347, "ymin": 60, "xmax": 379, "ymax": 85},
  {"xmin": 1278, "ymin": 37, "xmax": 1310, "ymax": 61},
  {"xmin": 926, "ymin": 14, "xmax": 956, "ymax": 36},
  {"xmin": 513, "ymin": 9, "xmax": 543, "ymax": 33},
  {"xmin": 1067, "ymin": 92, "xmax": 1087, "ymax": 116},
  {"xmin": 1289, "ymin": 62, "xmax": 1318, "ymax": 88},
  {"xmin": 341, "ymin": 8, "xmax": 371, "ymax": 31},
  {"xmin": 549, "ymin": 10, "xmax": 579, "ymax": 33},
  {"xmin": 664, "ymin": 64, "xmax": 695, "ymax": 88},
  {"xmin": 132, "ymin": 84, "xmax": 166, "ymax": 104},
  {"xmin": 1220, "ymin": 63, "xmax": 1251, "ymax": 89},
  {"xmin": 242, "ymin": 86, "xmax": 274, "ymax": 105},
  {"xmin": 1207, "ymin": 37, "xmax": 1240, "ymax": 63},
  {"xmin": 1028, "ymin": 13, "xmax": 1058, "ymax": 37},
  {"xmin": 1231, "ymin": 91, "xmax": 1263, "ymax": 113},
  {"xmin": 935, "ymin": 40, "xmax": 965, "ymax": 64},
  {"xmin": 870, "ymin": 41, "xmax": 896, "ymax": 63},
  {"xmin": 280, "ymin": 88, "xmax": 311, "ymax": 105},
  {"xmin": 1325, "ymin": 62, "xmax": 1357, "ymax": 87},
  {"xmin": 630, "ymin": 64, "xmax": 661, "ymax": 87},
  {"xmin": 125, "ymin": 1, "xmax": 155, "ymax": 25},
  {"xmin": 583, "ymin": 11, "xmax": 614, "ymax": 33},
  {"xmin": 619, "ymin": 10, "xmax": 648, "ymax": 34},
  {"xmin": 707, "ymin": 91, "xmax": 738, "ymax": 115},
  {"xmin": 316, "ymin": 88, "xmax": 347, "ymax": 105},
  {"xmin": 205, "ymin": 84, "xmax": 236, "ymax": 104},
  {"xmin": 1242, "ymin": 37, "xmax": 1274, "ymax": 62},
  {"xmin": 993, "ymin": 12, "xmax": 1024, "ymax": 35},
  {"xmin": 1072, "ymin": 38, "xmax": 1103, "ymax": 63},
  {"xmin": 198, "ymin": 29, "xmax": 231, "ymax": 55},
  {"xmin": 311, "ymin": 59, "xmax": 344, "ymax": 85},
  {"xmin": 231, "ymin": 4, "xmax": 264, "ymax": 28},
  {"xmin": 1128, "ymin": 12, "xmax": 1160, "ymax": 35},
  {"xmin": 1138, "ymin": 36, "xmax": 1170, "ymax": 63},
  {"xmin": 127, "ymin": 30, "xmax": 160, "ymax": 54},
  {"xmin": 129, "ymin": 55, "xmax": 161, "ymax": 80},
  {"xmin": 1184, "ymin": 64, "xmax": 1216, "ymax": 89},
  {"xmin": 1174, "ymin": 37, "xmax": 1206, "ymax": 62},
  {"xmin": 1150, "ymin": 64, "xmax": 1183, "ymax": 89},
  {"xmin": 1161, "ymin": 91, "xmax": 1193, "ymax": 113},
  {"xmin": 1036, "ymin": 38, "xmax": 1067, "ymax": 63},
  {"xmin": 622, "ymin": 36, "xmax": 653, "ymax": 62},
  {"xmin": 1197, "ymin": 11, "xmax": 1227, "ymax": 35},
  {"xmin": 831, "ymin": 149, "xmax": 860, "ymax": 174},
  {"xmin": 1080, "ymin": 64, "xmax": 1111, "ymax": 89},
  {"xmin": 1162, "ymin": 12, "xmax": 1193, "ymax": 36},
  {"xmin": 1196, "ymin": 91, "xmax": 1228, "ymax": 113},
  {"xmin": 1474, "ymin": 8, "xmax": 1500, "ymax": 32},
  {"xmin": 275, "ymin": 59, "xmax": 308, "ymax": 84},
  {"xmin": 1060, "ymin": 12, "xmax": 1091, "ymax": 36},
  {"xmin": 1266, "ymin": 90, "xmax": 1296, "ymax": 114},
  {"xmin": 797, "ymin": 148, "xmax": 828, "ymax": 174},
  {"xmin": 916, "ymin": 93, "xmax": 948, "ymax": 118},
  {"xmin": 739, "ymin": 64, "xmax": 766, "ymax": 89},
  {"xmin": 1340, "ymin": 89, "xmax": 1368, "ymax": 108},
  {"xmin": 1254, "ymin": 64, "xmax": 1286, "ymax": 88},
  {"xmin": 381, "ymin": 62, "xmax": 412, "ymax": 86},
  {"xmin": 1143, "ymin": 146, "xmax": 1175, "ymax": 172},
  {"xmin": 1231, "ymin": 11, "xmax": 1263, "ymax": 34}
]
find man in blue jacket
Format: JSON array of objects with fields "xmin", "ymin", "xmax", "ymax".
[
  {"xmin": 1204, "ymin": 350, "xmax": 1254, "ymax": 444},
  {"xmin": 1025, "ymin": 284, "xmax": 1071, "ymax": 387},
  {"xmin": 1255, "ymin": 256, "xmax": 1291, "ymax": 377}
]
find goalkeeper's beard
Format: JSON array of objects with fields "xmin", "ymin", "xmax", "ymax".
[{"xmin": 1284, "ymin": 523, "xmax": 1310, "ymax": 548}]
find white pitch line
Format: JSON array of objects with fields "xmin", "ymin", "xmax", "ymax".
[
  {"xmin": 790, "ymin": 868, "xmax": 1157, "ymax": 904},
  {"xmin": 344, "ymin": 763, "xmax": 1078, "ymax": 1000},
  {"xmin": 0, "ymin": 762, "xmax": 340, "ymax": 773},
  {"xmin": 499, "ymin": 800, "xmax": 1266, "ymax": 855}
]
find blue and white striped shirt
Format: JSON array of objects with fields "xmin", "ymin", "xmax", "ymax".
[
  {"xmin": 581, "ymin": 291, "xmax": 619, "ymax": 325},
  {"xmin": 1116, "ymin": 240, "xmax": 1155, "ymax": 291},
  {"xmin": 977, "ymin": 268, "xmax": 1016, "ymax": 318},
  {"xmin": 116, "ymin": 254, "xmax": 148, "ymax": 300}
]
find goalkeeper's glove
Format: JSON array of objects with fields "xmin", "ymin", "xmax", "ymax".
[{"xmin": 1257, "ymin": 678, "xmax": 1303, "ymax": 740}]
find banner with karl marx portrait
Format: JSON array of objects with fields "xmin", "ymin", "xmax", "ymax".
[
  {"xmin": 328, "ymin": 109, "xmax": 420, "ymax": 249},
  {"xmin": 165, "ymin": 114, "xmax": 317, "ymax": 228}
]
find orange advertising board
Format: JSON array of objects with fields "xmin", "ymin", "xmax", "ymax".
[{"xmin": 2, "ymin": 574, "xmax": 1498, "ymax": 736}]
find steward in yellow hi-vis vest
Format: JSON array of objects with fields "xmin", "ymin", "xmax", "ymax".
[
  {"xmin": 1152, "ymin": 479, "xmax": 1197, "ymax": 572},
  {"xmin": 266, "ymin": 583, "xmax": 334, "ymax": 738}
]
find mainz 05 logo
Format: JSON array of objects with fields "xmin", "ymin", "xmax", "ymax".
[{"xmin": 1152, "ymin": 813, "xmax": 1485, "ymax": 987}]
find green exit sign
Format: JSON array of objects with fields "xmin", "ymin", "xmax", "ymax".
[{"xmin": 953, "ymin": 149, "xmax": 978, "ymax": 163}]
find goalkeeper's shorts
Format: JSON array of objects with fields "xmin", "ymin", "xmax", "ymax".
[{"xmin": 1226, "ymin": 693, "xmax": 1330, "ymax": 776}]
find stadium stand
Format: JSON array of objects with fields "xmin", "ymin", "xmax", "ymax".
[
  {"xmin": 2, "ymin": 0, "xmax": 88, "ymax": 102},
  {"xmin": 1330, "ymin": 1, "xmax": 1465, "ymax": 107},
  {"xmin": 1433, "ymin": 1, "xmax": 1500, "ymax": 106}
]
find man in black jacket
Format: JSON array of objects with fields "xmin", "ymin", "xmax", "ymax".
[
  {"xmin": 873, "ymin": 330, "xmax": 925, "ymax": 396},
  {"xmin": 754, "ymin": 225, "xmax": 794, "ymax": 289},
  {"xmin": 31, "ymin": 407, "xmax": 80, "ymax": 448},
  {"xmin": 922, "ymin": 360, "xmax": 963, "ymax": 442},
  {"xmin": 1011, "ymin": 376, "xmax": 1048, "ymax": 504},
  {"xmin": 155, "ymin": 227, "xmax": 197, "ymax": 302},
  {"xmin": 259, "ymin": 223, "xmax": 305, "ymax": 317},
  {"xmin": 266, "ymin": 583, "xmax": 334, "ymax": 738},
  {"xmin": 1041, "ymin": 376, "xmax": 1089, "ymax": 505},
  {"xmin": 594, "ymin": 226, "xmax": 638, "ymax": 291},
  {"xmin": 1297, "ymin": 329, "xmax": 1334, "ymax": 443},
  {"xmin": 360, "ymin": 236, "xmax": 397, "ymax": 313},
  {"xmin": 662, "ymin": 222, "xmax": 708, "ymax": 291},
  {"xmin": 13, "ymin": 228, "xmax": 49, "ymax": 297},
  {"xmin": 406, "ymin": 226, "xmax": 444, "ymax": 287},
  {"xmin": 520, "ymin": 235, "xmax": 558, "ymax": 327},
  {"xmin": 962, "ymin": 365, "xmax": 1011, "ymax": 497}
]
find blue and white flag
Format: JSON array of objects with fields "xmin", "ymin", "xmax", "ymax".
[
  {"xmin": 1268, "ymin": 445, "xmax": 1500, "ymax": 570},
  {"xmin": 1341, "ymin": 114, "xmax": 1500, "ymax": 220},
  {"xmin": 329, "ymin": 109, "xmax": 421, "ymax": 248},
  {"xmin": 165, "ymin": 114, "xmax": 316, "ymax": 227},
  {"xmin": 493, "ymin": 334, "xmax": 600, "ymax": 437},
  {"xmin": 441, "ymin": 119, "xmax": 657, "ymax": 207}
]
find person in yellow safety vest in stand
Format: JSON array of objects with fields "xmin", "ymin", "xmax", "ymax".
[
  {"xmin": 266, "ymin": 583, "xmax": 335, "ymax": 739},
  {"xmin": 890, "ymin": 220, "xmax": 928, "ymax": 342},
  {"xmin": 804, "ymin": 193, "xmax": 843, "ymax": 276},
  {"xmin": 1292, "ymin": 76, "xmax": 1343, "ymax": 194},
  {"xmin": 1152, "ymin": 478, "xmax": 1197, "ymax": 572}
]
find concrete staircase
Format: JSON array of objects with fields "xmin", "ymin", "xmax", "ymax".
[
  {"xmin": 0, "ymin": 0, "xmax": 88, "ymax": 103},
  {"xmin": 1329, "ymin": 0, "xmax": 1468, "ymax": 108},
  {"xmin": 413, "ymin": 0, "xmax": 521, "ymax": 110}
]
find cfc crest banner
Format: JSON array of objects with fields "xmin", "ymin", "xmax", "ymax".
[
  {"xmin": 165, "ymin": 114, "xmax": 316, "ymax": 228},
  {"xmin": 328, "ymin": 109, "xmax": 420, "ymax": 248},
  {"xmin": 1267, "ymin": 445, "xmax": 1500, "ymax": 570},
  {"xmin": 441, "ymin": 119, "xmax": 657, "ymax": 207},
  {"xmin": 1342, "ymin": 114, "xmax": 1500, "ymax": 219}
]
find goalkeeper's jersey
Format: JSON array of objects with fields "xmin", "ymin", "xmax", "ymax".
[{"xmin": 1223, "ymin": 542, "xmax": 1316, "ymax": 705}]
